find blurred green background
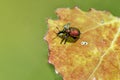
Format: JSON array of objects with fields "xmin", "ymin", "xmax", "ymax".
[{"xmin": 0, "ymin": 0, "xmax": 120, "ymax": 80}]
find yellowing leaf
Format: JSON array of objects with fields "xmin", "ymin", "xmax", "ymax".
[{"xmin": 44, "ymin": 7, "xmax": 120, "ymax": 80}]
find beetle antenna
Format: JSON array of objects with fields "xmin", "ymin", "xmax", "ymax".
[
  {"xmin": 53, "ymin": 31, "xmax": 57, "ymax": 34},
  {"xmin": 52, "ymin": 36, "xmax": 58, "ymax": 40},
  {"xmin": 52, "ymin": 31, "xmax": 58, "ymax": 40},
  {"xmin": 56, "ymin": 27, "xmax": 60, "ymax": 31}
]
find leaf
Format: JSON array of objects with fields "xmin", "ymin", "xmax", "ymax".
[{"xmin": 44, "ymin": 7, "xmax": 120, "ymax": 80}]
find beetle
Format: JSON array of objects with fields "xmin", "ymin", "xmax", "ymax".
[{"xmin": 55, "ymin": 23, "xmax": 80, "ymax": 44}]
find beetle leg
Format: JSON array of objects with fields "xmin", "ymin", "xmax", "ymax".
[
  {"xmin": 64, "ymin": 34, "xmax": 69, "ymax": 44},
  {"xmin": 64, "ymin": 38, "xmax": 67, "ymax": 44},
  {"xmin": 60, "ymin": 38, "xmax": 65, "ymax": 44}
]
